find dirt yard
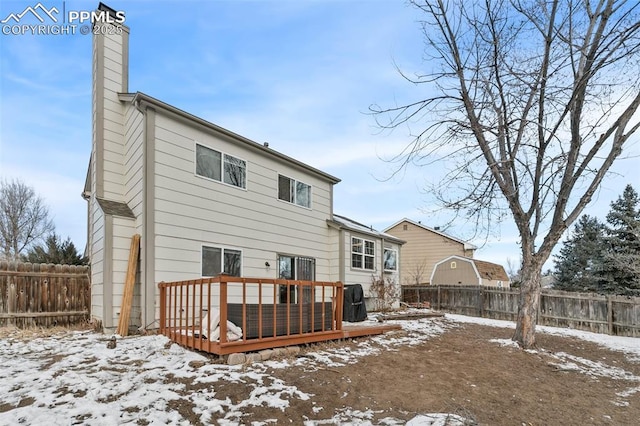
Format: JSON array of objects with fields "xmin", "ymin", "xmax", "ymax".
[
  {"xmin": 230, "ymin": 323, "xmax": 640, "ymax": 425},
  {"xmin": 1, "ymin": 319, "xmax": 639, "ymax": 425}
]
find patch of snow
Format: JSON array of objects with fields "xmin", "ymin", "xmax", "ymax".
[
  {"xmin": 489, "ymin": 338, "xmax": 519, "ymax": 348},
  {"xmin": 548, "ymin": 352, "xmax": 640, "ymax": 382},
  {"xmin": 1, "ymin": 313, "xmax": 638, "ymax": 424},
  {"xmin": 446, "ymin": 314, "xmax": 640, "ymax": 361},
  {"xmin": 406, "ymin": 413, "xmax": 470, "ymax": 425}
]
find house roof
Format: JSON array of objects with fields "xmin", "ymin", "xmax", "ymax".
[
  {"xmin": 471, "ymin": 258, "xmax": 510, "ymax": 281},
  {"xmin": 383, "ymin": 218, "xmax": 477, "ymax": 251},
  {"xmin": 96, "ymin": 198, "xmax": 135, "ymax": 219},
  {"xmin": 328, "ymin": 214, "xmax": 405, "ymax": 245},
  {"xmin": 433, "ymin": 255, "xmax": 509, "ymax": 282},
  {"xmin": 119, "ymin": 92, "xmax": 341, "ymax": 185}
]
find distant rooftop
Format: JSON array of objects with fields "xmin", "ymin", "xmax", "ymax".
[
  {"xmin": 329, "ymin": 214, "xmax": 405, "ymax": 244},
  {"xmin": 384, "ymin": 218, "xmax": 477, "ymax": 251}
]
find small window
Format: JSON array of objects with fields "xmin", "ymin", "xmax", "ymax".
[
  {"xmin": 223, "ymin": 154, "xmax": 246, "ymax": 188},
  {"xmin": 450, "ymin": 261, "xmax": 457, "ymax": 269},
  {"xmin": 196, "ymin": 144, "xmax": 221, "ymax": 181},
  {"xmin": 352, "ymin": 237, "xmax": 375, "ymax": 270},
  {"xmin": 202, "ymin": 246, "xmax": 242, "ymax": 277},
  {"xmin": 383, "ymin": 248, "xmax": 397, "ymax": 271},
  {"xmin": 196, "ymin": 143, "xmax": 246, "ymax": 189},
  {"xmin": 278, "ymin": 174, "xmax": 311, "ymax": 208},
  {"xmin": 403, "ymin": 224, "xmax": 408, "ymax": 231}
]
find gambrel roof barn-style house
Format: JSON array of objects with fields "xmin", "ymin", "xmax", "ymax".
[
  {"xmin": 430, "ymin": 255, "xmax": 510, "ymax": 288},
  {"xmin": 83, "ymin": 4, "xmax": 402, "ymax": 332}
]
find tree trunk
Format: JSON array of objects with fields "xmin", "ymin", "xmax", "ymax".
[{"xmin": 513, "ymin": 263, "xmax": 542, "ymax": 349}]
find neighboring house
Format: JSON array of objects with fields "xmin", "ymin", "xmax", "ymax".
[
  {"xmin": 327, "ymin": 215, "xmax": 404, "ymax": 311},
  {"xmin": 430, "ymin": 255, "xmax": 510, "ymax": 288},
  {"xmin": 83, "ymin": 5, "xmax": 400, "ymax": 331},
  {"xmin": 384, "ymin": 218, "xmax": 476, "ymax": 286},
  {"xmin": 541, "ymin": 274, "xmax": 556, "ymax": 289}
]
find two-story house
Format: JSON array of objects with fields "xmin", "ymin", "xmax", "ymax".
[
  {"xmin": 384, "ymin": 218, "xmax": 475, "ymax": 286},
  {"xmin": 83, "ymin": 4, "xmax": 402, "ymax": 331}
]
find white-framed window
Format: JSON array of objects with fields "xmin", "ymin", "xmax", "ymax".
[
  {"xmin": 196, "ymin": 143, "xmax": 246, "ymax": 189},
  {"xmin": 450, "ymin": 261, "xmax": 457, "ymax": 269},
  {"xmin": 352, "ymin": 237, "xmax": 375, "ymax": 270},
  {"xmin": 383, "ymin": 248, "xmax": 397, "ymax": 271},
  {"xmin": 278, "ymin": 174, "xmax": 311, "ymax": 208},
  {"xmin": 202, "ymin": 245, "xmax": 242, "ymax": 277}
]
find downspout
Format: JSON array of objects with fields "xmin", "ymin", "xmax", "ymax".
[{"xmin": 81, "ymin": 191, "xmax": 90, "ymax": 259}]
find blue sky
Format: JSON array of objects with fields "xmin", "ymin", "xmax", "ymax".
[{"xmin": 1, "ymin": 0, "xmax": 638, "ymax": 272}]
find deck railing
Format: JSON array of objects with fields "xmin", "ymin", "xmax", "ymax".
[{"xmin": 158, "ymin": 276, "xmax": 344, "ymax": 355}]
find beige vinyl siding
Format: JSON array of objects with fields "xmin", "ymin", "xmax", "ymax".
[
  {"xmin": 342, "ymin": 230, "xmax": 378, "ymax": 297},
  {"xmin": 109, "ymin": 217, "xmax": 136, "ymax": 327},
  {"xmin": 327, "ymin": 227, "xmax": 341, "ymax": 282},
  {"xmin": 90, "ymin": 199, "xmax": 105, "ymax": 322},
  {"xmin": 386, "ymin": 221, "xmax": 469, "ymax": 285},
  {"xmin": 123, "ymin": 104, "xmax": 144, "ymax": 221},
  {"xmin": 339, "ymin": 231, "xmax": 402, "ymax": 310},
  {"xmin": 97, "ymin": 28, "xmax": 127, "ymax": 201},
  {"xmin": 151, "ymin": 113, "xmax": 334, "ymax": 286},
  {"xmin": 431, "ymin": 259, "xmax": 479, "ymax": 286},
  {"xmin": 480, "ymin": 277, "xmax": 505, "ymax": 287}
]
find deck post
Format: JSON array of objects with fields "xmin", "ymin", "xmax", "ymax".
[
  {"xmin": 258, "ymin": 280, "xmax": 263, "ymax": 339},
  {"xmin": 206, "ymin": 278, "xmax": 213, "ymax": 353},
  {"xmin": 158, "ymin": 282, "xmax": 166, "ymax": 334},
  {"xmin": 336, "ymin": 282, "xmax": 343, "ymax": 331},
  {"xmin": 219, "ymin": 276, "xmax": 228, "ymax": 344}
]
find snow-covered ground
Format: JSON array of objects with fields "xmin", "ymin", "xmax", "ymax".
[{"xmin": 0, "ymin": 314, "xmax": 638, "ymax": 425}]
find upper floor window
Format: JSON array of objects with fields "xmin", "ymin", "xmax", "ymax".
[
  {"xmin": 196, "ymin": 143, "xmax": 246, "ymax": 189},
  {"xmin": 352, "ymin": 237, "xmax": 375, "ymax": 270},
  {"xmin": 383, "ymin": 248, "xmax": 397, "ymax": 271},
  {"xmin": 202, "ymin": 245, "xmax": 242, "ymax": 277},
  {"xmin": 278, "ymin": 174, "xmax": 311, "ymax": 208}
]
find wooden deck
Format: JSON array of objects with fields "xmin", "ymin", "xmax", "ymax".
[
  {"xmin": 165, "ymin": 323, "xmax": 401, "ymax": 355},
  {"xmin": 342, "ymin": 323, "xmax": 402, "ymax": 338},
  {"xmin": 158, "ymin": 277, "xmax": 402, "ymax": 355}
]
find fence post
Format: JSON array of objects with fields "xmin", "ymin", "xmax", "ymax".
[
  {"xmin": 607, "ymin": 295, "xmax": 613, "ymax": 335},
  {"xmin": 8, "ymin": 281, "xmax": 16, "ymax": 326},
  {"xmin": 479, "ymin": 287, "xmax": 484, "ymax": 318},
  {"xmin": 437, "ymin": 285, "xmax": 441, "ymax": 311}
]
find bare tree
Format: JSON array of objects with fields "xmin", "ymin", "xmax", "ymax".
[
  {"xmin": 405, "ymin": 259, "xmax": 430, "ymax": 286},
  {"xmin": 372, "ymin": 0, "xmax": 640, "ymax": 348},
  {"xmin": 0, "ymin": 178, "xmax": 54, "ymax": 261},
  {"xmin": 505, "ymin": 257, "xmax": 522, "ymax": 285}
]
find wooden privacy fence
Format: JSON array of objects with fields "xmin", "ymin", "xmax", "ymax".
[
  {"xmin": 0, "ymin": 261, "xmax": 91, "ymax": 328},
  {"xmin": 403, "ymin": 285, "xmax": 640, "ymax": 337}
]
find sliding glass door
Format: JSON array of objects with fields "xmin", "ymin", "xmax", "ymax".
[{"xmin": 278, "ymin": 255, "xmax": 315, "ymax": 303}]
